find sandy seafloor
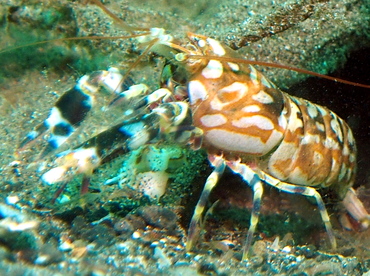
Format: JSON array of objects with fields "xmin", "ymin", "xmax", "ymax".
[{"xmin": 1, "ymin": 0, "xmax": 370, "ymax": 275}]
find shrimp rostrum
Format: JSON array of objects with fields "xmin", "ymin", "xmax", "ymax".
[{"xmin": 17, "ymin": 21, "xmax": 370, "ymax": 259}]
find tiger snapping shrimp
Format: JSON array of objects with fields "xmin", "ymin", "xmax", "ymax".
[{"xmin": 10, "ymin": 0, "xmax": 370, "ymax": 260}]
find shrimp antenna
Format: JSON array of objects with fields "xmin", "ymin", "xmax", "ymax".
[
  {"xmin": 189, "ymin": 55, "xmax": 370, "ymax": 89},
  {"xmin": 89, "ymin": 0, "xmax": 149, "ymax": 33}
]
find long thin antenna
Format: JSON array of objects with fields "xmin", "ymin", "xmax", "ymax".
[
  {"xmin": 0, "ymin": 33, "xmax": 151, "ymax": 54},
  {"xmin": 190, "ymin": 55, "xmax": 370, "ymax": 89},
  {"xmin": 114, "ymin": 37, "xmax": 160, "ymax": 93},
  {"xmin": 88, "ymin": 0, "xmax": 135, "ymax": 34},
  {"xmin": 89, "ymin": 0, "xmax": 149, "ymax": 33}
]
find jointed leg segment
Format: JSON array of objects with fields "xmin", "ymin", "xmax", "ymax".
[
  {"xmin": 261, "ymin": 171, "xmax": 337, "ymax": 249},
  {"xmin": 186, "ymin": 157, "xmax": 337, "ymax": 260},
  {"xmin": 186, "ymin": 155, "xmax": 226, "ymax": 251},
  {"xmin": 226, "ymin": 160, "xmax": 264, "ymax": 259}
]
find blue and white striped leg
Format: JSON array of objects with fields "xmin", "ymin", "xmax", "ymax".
[
  {"xmin": 186, "ymin": 154, "xmax": 226, "ymax": 251},
  {"xmin": 260, "ymin": 171, "xmax": 337, "ymax": 250},
  {"xmin": 226, "ymin": 160, "xmax": 264, "ymax": 260},
  {"xmin": 18, "ymin": 68, "xmax": 132, "ymax": 158},
  {"xmin": 41, "ymin": 102, "xmax": 191, "ymax": 191}
]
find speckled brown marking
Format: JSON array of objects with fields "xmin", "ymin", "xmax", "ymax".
[
  {"xmin": 184, "ymin": 32, "xmax": 361, "ymax": 259},
  {"xmin": 19, "ymin": 23, "xmax": 366, "ymax": 261}
]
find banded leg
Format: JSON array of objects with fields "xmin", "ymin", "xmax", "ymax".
[
  {"xmin": 42, "ymin": 112, "xmax": 161, "ymax": 184},
  {"xmin": 226, "ymin": 160, "xmax": 264, "ymax": 260},
  {"xmin": 261, "ymin": 171, "xmax": 337, "ymax": 250},
  {"xmin": 186, "ymin": 154, "xmax": 226, "ymax": 251},
  {"xmin": 108, "ymin": 86, "xmax": 172, "ymax": 115},
  {"xmin": 42, "ymin": 102, "xmax": 191, "ymax": 186},
  {"xmin": 18, "ymin": 67, "xmax": 133, "ymax": 158}
]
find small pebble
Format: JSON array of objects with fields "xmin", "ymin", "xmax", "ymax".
[
  {"xmin": 6, "ymin": 196, "xmax": 19, "ymax": 205},
  {"xmin": 132, "ymin": 231, "xmax": 141, "ymax": 239}
]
